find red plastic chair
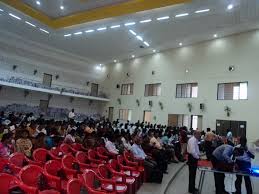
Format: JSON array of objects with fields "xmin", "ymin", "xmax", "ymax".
[
  {"xmin": 82, "ymin": 169, "xmax": 126, "ymax": 194},
  {"xmin": 44, "ymin": 160, "xmax": 67, "ymax": 191},
  {"xmin": 88, "ymin": 149, "xmax": 106, "ymax": 164},
  {"xmin": 71, "ymin": 143, "xmax": 88, "ymax": 152},
  {"xmin": 60, "ymin": 143, "xmax": 74, "ymax": 154},
  {"xmin": 96, "ymin": 147, "xmax": 111, "ymax": 161},
  {"xmin": 9, "ymin": 152, "xmax": 41, "ymax": 170},
  {"xmin": 0, "ymin": 173, "xmax": 37, "ymax": 194},
  {"xmin": 49, "ymin": 147, "xmax": 63, "ymax": 161},
  {"xmin": 75, "ymin": 151, "xmax": 98, "ymax": 170},
  {"xmin": 62, "ymin": 154, "xmax": 85, "ymax": 179},
  {"xmin": 67, "ymin": 178, "xmax": 107, "ymax": 194},
  {"xmin": 19, "ymin": 165, "xmax": 60, "ymax": 192},
  {"xmin": 110, "ymin": 159, "xmax": 141, "ymax": 190},
  {"xmin": 33, "ymin": 148, "xmax": 50, "ymax": 166},
  {"xmin": 98, "ymin": 164, "xmax": 135, "ymax": 194},
  {"xmin": 39, "ymin": 190, "xmax": 60, "ymax": 194}
]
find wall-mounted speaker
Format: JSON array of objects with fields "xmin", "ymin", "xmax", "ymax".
[
  {"xmin": 200, "ymin": 103, "xmax": 205, "ymax": 110},
  {"xmin": 152, "ymin": 70, "xmax": 155, "ymax": 75},
  {"xmin": 116, "ymin": 84, "xmax": 120, "ymax": 89},
  {"xmin": 149, "ymin": 100, "xmax": 153, "ymax": 107}
]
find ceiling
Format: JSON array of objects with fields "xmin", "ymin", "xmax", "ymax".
[{"xmin": 0, "ymin": 0, "xmax": 259, "ymax": 72}]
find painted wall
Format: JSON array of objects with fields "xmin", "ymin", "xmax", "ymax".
[{"xmin": 102, "ymin": 30, "xmax": 259, "ymax": 142}]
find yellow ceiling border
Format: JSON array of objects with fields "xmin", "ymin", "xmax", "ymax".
[{"xmin": 0, "ymin": 0, "xmax": 191, "ymax": 29}]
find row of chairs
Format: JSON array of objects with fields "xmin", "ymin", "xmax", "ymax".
[{"xmin": 0, "ymin": 143, "xmax": 146, "ymax": 194}]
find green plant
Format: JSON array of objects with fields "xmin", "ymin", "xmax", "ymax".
[
  {"xmin": 159, "ymin": 101, "xmax": 163, "ymax": 110},
  {"xmin": 136, "ymin": 99, "xmax": 140, "ymax": 106},
  {"xmin": 224, "ymin": 106, "xmax": 231, "ymax": 117},
  {"xmin": 187, "ymin": 103, "xmax": 192, "ymax": 112},
  {"xmin": 117, "ymin": 98, "xmax": 121, "ymax": 105}
]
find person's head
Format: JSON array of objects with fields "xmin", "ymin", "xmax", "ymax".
[
  {"xmin": 36, "ymin": 132, "xmax": 46, "ymax": 141},
  {"xmin": 21, "ymin": 130, "xmax": 29, "ymax": 138},
  {"xmin": 193, "ymin": 130, "xmax": 201, "ymax": 140},
  {"xmin": 239, "ymin": 136, "xmax": 247, "ymax": 147},
  {"xmin": 72, "ymin": 109, "xmax": 74, "ymax": 113},
  {"xmin": 134, "ymin": 136, "xmax": 142, "ymax": 145},
  {"xmin": 69, "ymin": 129, "xmax": 76, "ymax": 136},
  {"xmin": 233, "ymin": 147, "xmax": 244, "ymax": 158},
  {"xmin": 1, "ymin": 133, "xmax": 12, "ymax": 144},
  {"xmin": 207, "ymin": 128, "xmax": 211, "ymax": 132}
]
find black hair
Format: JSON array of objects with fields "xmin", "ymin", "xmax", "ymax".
[
  {"xmin": 239, "ymin": 136, "xmax": 247, "ymax": 147},
  {"xmin": 1, "ymin": 133, "xmax": 12, "ymax": 142}
]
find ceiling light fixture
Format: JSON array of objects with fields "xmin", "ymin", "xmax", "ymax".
[
  {"xmin": 153, "ymin": 49, "xmax": 156, "ymax": 53},
  {"xmin": 144, "ymin": 42, "xmax": 150, "ymax": 47},
  {"xmin": 195, "ymin": 9, "xmax": 210, "ymax": 13},
  {"xmin": 131, "ymin": 55, "xmax": 135, "ymax": 58},
  {"xmin": 227, "ymin": 4, "xmax": 233, "ymax": 10},
  {"xmin": 97, "ymin": 27, "xmax": 107, "ymax": 31},
  {"xmin": 0, "ymin": 9, "xmax": 3, "ymax": 12},
  {"xmin": 175, "ymin": 13, "xmax": 189, "ymax": 17},
  {"xmin": 136, "ymin": 36, "xmax": 143, "ymax": 41},
  {"xmin": 114, "ymin": 60, "xmax": 117, "ymax": 63},
  {"xmin": 185, "ymin": 69, "xmax": 189, "ymax": 73},
  {"xmin": 140, "ymin": 19, "xmax": 152, "ymax": 23},
  {"xmin": 25, "ymin": 21, "xmax": 36, "ymax": 27},
  {"xmin": 85, "ymin": 29, "xmax": 95, "ymax": 33},
  {"xmin": 36, "ymin": 1, "xmax": 41, "ymax": 5},
  {"xmin": 64, "ymin": 34, "xmax": 71, "ymax": 37},
  {"xmin": 60, "ymin": 5, "xmax": 64, "ymax": 10},
  {"xmin": 156, "ymin": 16, "xmax": 170, "ymax": 20},
  {"xmin": 124, "ymin": 22, "xmax": 136, "ymax": 26},
  {"xmin": 9, "ymin": 13, "xmax": 21, "ymax": 20},
  {"xmin": 40, "ymin": 28, "xmax": 49, "ymax": 34},
  {"xmin": 110, "ymin": 25, "xmax": 120, "ymax": 29},
  {"xmin": 99, "ymin": 64, "xmax": 103, "ymax": 67},
  {"xmin": 129, "ymin": 30, "xmax": 137, "ymax": 36},
  {"xmin": 179, "ymin": 42, "xmax": 183, "ymax": 46},
  {"xmin": 214, "ymin": 34, "xmax": 218, "ymax": 38},
  {"xmin": 74, "ymin": 31, "xmax": 82, "ymax": 35}
]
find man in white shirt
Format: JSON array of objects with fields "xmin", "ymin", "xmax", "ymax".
[
  {"xmin": 68, "ymin": 109, "xmax": 75, "ymax": 121},
  {"xmin": 187, "ymin": 130, "xmax": 201, "ymax": 194}
]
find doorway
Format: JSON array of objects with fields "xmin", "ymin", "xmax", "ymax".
[
  {"xmin": 191, "ymin": 115, "xmax": 203, "ymax": 130},
  {"xmin": 143, "ymin": 111, "xmax": 152, "ymax": 123},
  {"xmin": 108, "ymin": 107, "xmax": 114, "ymax": 122},
  {"xmin": 216, "ymin": 120, "xmax": 246, "ymax": 137},
  {"xmin": 43, "ymin": 73, "xmax": 52, "ymax": 87}
]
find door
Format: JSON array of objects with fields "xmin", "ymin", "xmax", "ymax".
[
  {"xmin": 43, "ymin": 73, "xmax": 52, "ymax": 87},
  {"xmin": 91, "ymin": 83, "xmax": 99, "ymax": 96},
  {"xmin": 39, "ymin": 100, "xmax": 49, "ymax": 113},
  {"xmin": 168, "ymin": 114, "xmax": 178, "ymax": 126},
  {"xmin": 143, "ymin": 111, "xmax": 152, "ymax": 123},
  {"xmin": 216, "ymin": 120, "xmax": 246, "ymax": 137},
  {"xmin": 108, "ymin": 107, "xmax": 114, "ymax": 122}
]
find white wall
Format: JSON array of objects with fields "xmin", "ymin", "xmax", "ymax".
[{"xmin": 102, "ymin": 30, "xmax": 259, "ymax": 142}]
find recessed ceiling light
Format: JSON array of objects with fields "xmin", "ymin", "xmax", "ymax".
[
  {"xmin": 153, "ymin": 49, "xmax": 156, "ymax": 53},
  {"xmin": 36, "ymin": 1, "xmax": 41, "ymax": 5},
  {"xmin": 9, "ymin": 13, "xmax": 21, "ymax": 20},
  {"xmin": 25, "ymin": 21, "xmax": 36, "ymax": 27},
  {"xmin": 131, "ymin": 55, "xmax": 135, "ymax": 58},
  {"xmin": 156, "ymin": 16, "xmax": 170, "ymax": 21},
  {"xmin": 124, "ymin": 22, "xmax": 136, "ymax": 26},
  {"xmin": 110, "ymin": 25, "xmax": 120, "ymax": 29},
  {"xmin": 60, "ymin": 5, "xmax": 64, "ymax": 10},
  {"xmin": 136, "ymin": 36, "xmax": 143, "ymax": 41},
  {"xmin": 114, "ymin": 60, "xmax": 117, "ymax": 63},
  {"xmin": 99, "ymin": 64, "xmax": 103, "ymax": 67},
  {"xmin": 97, "ymin": 27, "xmax": 107, "ymax": 31},
  {"xmin": 195, "ymin": 9, "xmax": 210, "ymax": 13},
  {"xmin": 64, "ymin": 34, "xmax": 71, "ymax": 37},
  {"xmin": 214, "ymin": 34, "xmax": 218, "ymax": 38},
  {"xmin": 129, "ymin": 30, "xmax": 136, "ymax": 36},
  {"xmin": 179, "ymin": 42, "xmax": 183, "ymax": 46},
  {"xmin": 144, "ymin": 42, "xmax": 150, "ymax": 47},
  {"xmin": 40, "ymin": 28, "xmax": 49, "ymax": 34},
  {"xmin": 175, "ymin": 13, "xmax": 189, "ymax": 18},
  {"xmin": 74, "ymin": 31, "xmax": 82, "ymax": 35},
  {"xmin": 85, "ymin": 29, "xmax": 95, "ymax": 33},
  {"xmin": 140, "ymin": 19, "xmax": 152, "ymax": 23},
  {"xmin": 227, "ymin": 4, "xmax": 233, "ymax": 10}
]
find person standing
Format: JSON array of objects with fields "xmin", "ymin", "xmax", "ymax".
[
  {"xmin": 187, "ymin": 130, "xmax": 201, "ymax": 194},
  {"xmin": 68, "ymin": 109, "xmax": 75, "ymax": 121},
  {"xmin": 204, "ymin": 128, "xmax": 216, "ymax": 160}
]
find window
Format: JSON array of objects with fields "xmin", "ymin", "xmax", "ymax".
[
  {"xmin": 144, "ymin": 83, "xmax": 161, "ymax": 96},
  {"xmin": 42, "ymin": 73, "xmax": 52, "ymax": 87},
  {"xmin": 119, "ymin": 109, "xmax": 132, "ymax": 121},
  {"xmin": 91, "ymin": 83, "xmax": 99, "ymax": 96},
  {"xmin": 176, "ymin": 83, "xmax": 198, "ymax": 98},
  {"xmin": 217, "ymin": 82, "xmax": 248, "ymax": 100},
  {"xmin": 121, "ymin": 83, "xmax": 134, "ymax": 95}
]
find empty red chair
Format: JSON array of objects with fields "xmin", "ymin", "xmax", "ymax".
[
  {"xmin": 71, "ymin": 143, "xmax": 88, "ymax": 152},
  {"xmin": 82, "ymin": 169, "xmax": 127, "ymax": 194},
  {"xmin": 0, "ymin": 173, "xmax": 37, "ymax": 194},
  {"xmin": 67, "ymin": 178, "xmax": 107, "ymax": 194},
  {"xmin": 88, "ymin": 149, "xmax": 106, "ymax": 164},
  {"xmin": 9, "ymin": 152, "xmax": 41, "ymax": 170},
  {"xmin": 62, "ymin": 154, "xmax": 84, "ymax": 179},
  {"xmin": 33, "ymin": 148, "xmax": 50, "ymax": 166},
  {"xmin": 75, "ymin": 151, "xmax": 98, "ymax": 170},
  {"xmin": 49, "ymin": 147, "xmax": 63, "ymax": 161},
  {"xmin": 60, "ymin": 143, "xmax": 74, "ymax": 154},
  {"xmin": 98, "ymin": 164, "xmax": 135, "ymax": 194},
  {"xmin": 110, "ymin": 159, "xmax": 141, "ymax": 190},
  {"xmin": 19, "ymin": 165, "xmax": 60, "ymax": 192},
  {"xmin": 96, "ymin": 147, "xmax": 117, "ymax": 159}
]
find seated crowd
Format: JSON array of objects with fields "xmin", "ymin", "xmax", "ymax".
[{"xmin": 0, "ymin": 111, "xmax": 190, "ymax": 194}]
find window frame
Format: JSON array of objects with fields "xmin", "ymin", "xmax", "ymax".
[
  {"xmin": 118, "ymin": 109, "xmax": 132, "ymax": 121},
  {"xmin": 144, "ymin": 83, "xmax": 161, "ymax": 97},
  {"xmin": 121, "ymin": 83, "xmax": 134, "ymax": 95},
  {"xmin": 175, "ymin": 83, "xmax": 198, "ymax": 98},
  {"xmin": 217, "ymin": 81, "xmax": 248, "ymax": 100}
]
